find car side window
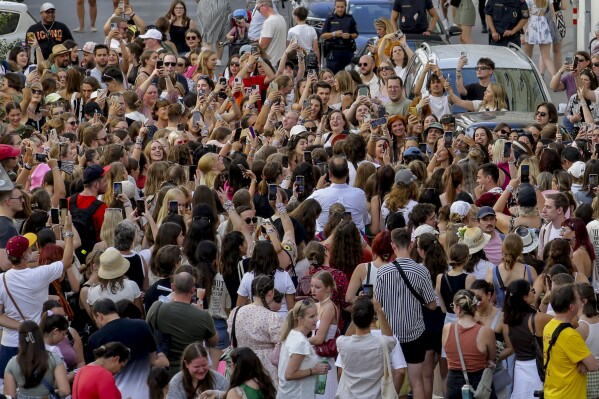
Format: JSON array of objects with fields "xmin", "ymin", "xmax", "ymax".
[
  {"xmin": 493, "ymin": 69, "xmax": 544, "ymax": 112},
  {"xmin": 0, "ymin": 11, "xmax": 19, "ymax": 36}
]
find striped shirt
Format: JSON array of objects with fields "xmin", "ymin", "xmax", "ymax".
[{"xmin": 375, "ymin": 258, "xmax": 436, "ymax": 343}]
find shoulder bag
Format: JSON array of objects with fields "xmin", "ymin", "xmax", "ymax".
[
  {"xmin": 530, "ymin": 313, "xmax": 545, "ymax": 382},
  {"xmin": 3, "ymin": 273, "xmax": 26, "ymax": 320},
  {"xmin": 314, "ymin": 304, "xmax": 340, "ymax": 358},
  {"xmin": 218, "ymin": 305, "xmax": 243, "ymax": 378},
  {"xmin": 393, "ymin": 261, "xmax": 426, "ymax": 305},
  {"xmin": 454, "ymin": 322, "xmax": 493, "ymax": 399},
  {"xmin": 379, "ymin": 335, "xmax": 399, "ymax": 399}
]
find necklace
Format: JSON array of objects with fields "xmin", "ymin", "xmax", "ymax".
[{"xmin": 478, "ymin": 307, "xmax": 494, "ymax": 319}]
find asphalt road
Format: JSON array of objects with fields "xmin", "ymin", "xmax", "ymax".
[{"xmin": 26, "ymin": 0, "xmax": 569, "ymax": 104}]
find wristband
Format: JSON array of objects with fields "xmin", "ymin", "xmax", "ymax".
[
  {"xmin": 276, "ymin": 202, "xmax": 287, "ymax": 214},
  {"xmin": 264, "ymin": 99, "xmax": 272, "ymax": 107},
  {"xmin": 62, "ymin": 231, "xmax": 74, "ymax": 238},
  {"xmin": 223, "ymin": 200, "xmax": 235, "ymax": 211},
  {"xmin": 24, "ymin": 163, "xmax": 32, "ymax": 170},
  {"xmin": 505, "ymin": 185, "xmax": 514, "ymax": 193}
]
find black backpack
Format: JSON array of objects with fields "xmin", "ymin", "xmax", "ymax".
[{"xmin": 69, "ymin": 194, "xmax": 103, "ymax": 263}]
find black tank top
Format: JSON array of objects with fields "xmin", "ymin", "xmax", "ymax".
[
  {"xmin": 508, "ymin": 313, "xmax": 543, "ymax": 361},
  {"xmin": 123, "ymin": 252, "xmax": 144, "ymax": 291},
  {"xmin": 169, "ymin": 20, "xmax": 190, "ymax": 54},
  {"xmin": 440, "ymin": 273, "xmax": 469, "ymax": 314}
]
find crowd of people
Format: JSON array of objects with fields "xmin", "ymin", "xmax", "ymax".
[{"xmin": 0, "ymin": 0, "xmax": 597, "ymax": 398}]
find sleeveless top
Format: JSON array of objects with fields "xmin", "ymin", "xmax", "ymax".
[
  {"xmin": 122, "ymin": 252, "xmax": 145, "ymax": 291},
  {"xmin": 361, "ymin": 262, "xmax": 379, "ymax": 286},
  {"xmin": 440, "ymin": 273, "xmax": 469, "ymax": 314},
  {"xmin": 56, "ymin": 332, "xmax": 78, "ymax": 370},
  {"xmin": 445, "ymin": 323, "xmax": 488, "ymax": 372},
  {"xmin": 508, "ymin": 313, "xmax": 543, "ymax": 361},
  {"xmin": 169, "ymin": 20, "xmax": 190, "ymax": 54},
  {"xmin": 493, "ymin": 264, "xmax": 534, "ymax": 309},
  {"xmin": 579, "ymin": 319, "xmax": 599, "ymax": 357},
  {"xmin": 235, "ymin": 384, "xmax": 265, "ymax": 399}
]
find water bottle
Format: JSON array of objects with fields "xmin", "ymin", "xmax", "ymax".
[
  {"xmin": 461, "ymin": 385, "xmax": 473, "ymax": 399},
  {"xmin": 314, "ymin": 358, "xmax": 328, "ymax": 394}
]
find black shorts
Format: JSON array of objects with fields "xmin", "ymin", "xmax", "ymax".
[{"xmin": 399, "ymin": 332, "xmax": 428, "ymax": 364}]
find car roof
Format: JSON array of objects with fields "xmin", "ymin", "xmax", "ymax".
[
  {"xmin": 454, "ymin": 111, "xmax": 535, "ymax": 131},
  {"xmin": 423, "ymin": 44, "xmax": 533, "ymax": 70},
  {"xmin": 0, "ymin": 1, "xmax": 29, "ymax": 11}
]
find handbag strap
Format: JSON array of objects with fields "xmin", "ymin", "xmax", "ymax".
[
  {"xmin": 3, "ymin": 273, "xmax": 25, "ymax": 321},
  {"xmin": 453, "ymin": 322, "xmax": 474, "ymax": 393},
  {"xmin": 40, "ymin": 376, "xmax": 57, "ymax": 396},
  {"xmin": 366, "ymin": 262, "xmax": 372, "ymax": 285},
  {"xmin": 379, "ymin": 335, "xmax": 392, "ymax": 378},
  {"xmin": 393, "ymin": 261, "xmax": 426, "ymax": 305},
  {"xmin": 232, "ymin": 305, "xmax": 244, "ymax": 348},
  {"xmin": 443, "ymin": 273, "xmax": 454, "ymax": 297}
]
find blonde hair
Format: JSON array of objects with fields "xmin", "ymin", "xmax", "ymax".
[
  {"xmin": 196, "ymin": 50, "xmax": 215, "ymax": 75},
  {"xmin": 156, "ymin": 187, "xmax": 185, "ymax": 226},
  {"xmin": 103, "ymin": 162, "xmax": 127, "ymax": 208},
  {"xmin": 198, "ymin": 153, "xmax": 220, "ymax": 189},
  {"xmin": 453, "ymin": 289, "xmax": 478, "ymax": 316},
  {"xmin": 374, "ymin": 17, "xmax": 394, "ymax": 36},
  {"xmin": 100, "ymin": 209, "xmax": 124, "ymax": 247},
  {"xmin": 518, "ymin": 158, "xmax": 540, "ymax": 181},
  {"xmin": 491, "ymin": 139, "xmax": 507, "ymax": 164},
  {"xmin": 334, "ymin": 71, "xmax": 356, "ymax": 95},
  {"xmin": 482, "ymin": 83, "xmax": 507, "ymax": 111},
  {"xmin": 144, "ymin": 161, "xmax": 170, "ymax": 197},
  {"xmin": 280, "ymin": 299, "xmax": 316, "ymax": 341},
  {"xmin": 502, "ymin": 233, "xmax": 523, "ymax": 270},
  {"xmin": 354, "ymin": 162, "xmax": 376, "ymax": 191},
  {"xmin": 144, "ymin": 139, "xmax": 165, "ymax": 163}
]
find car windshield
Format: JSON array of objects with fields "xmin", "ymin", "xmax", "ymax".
[{"xmin": 348, "ymin": 3, "xmax": 393, "ymax": 34}]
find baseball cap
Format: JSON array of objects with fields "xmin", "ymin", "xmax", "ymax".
[
  {"xmin": 476, "ymin": 206, "xmax": 496, "ymax": 219},
  {"xmin": 394, "ymin": 169, "xmax": 416, "ymax": 186},
  {"xmin": 290, "ymin": 125, "xmax": 307, "ymax": 137},
  {"xmin": 83, "ymin": 164, "xmax": 107, "ymax": 184},
  {"xmin": 82, "ymin": 41, "xmax": 96, "ymax": 54},
  {"xmin": 139, "ymin": 29, "xmax": 162, "ymax": 40},
  {"xmin": 403, "ymin": 147, "xmax": 423, "ymax": 158},
  {"xmin": 517, "ymin": 183, "xmax": 537, "ymax": 208},
  {"xmin": 239, "ymin": 44, "xmax": 253, "ymax": 55},
  {"xmin": 6, "ymin": 234, "xmax": 37, "ymax": 258},
  {"xmin": 40, "ymin": 3, "xmax": 55, "ymax": 12},
  {"xmin": 0, "ymin": 144, "xmax": 20, "ymax": 161}
]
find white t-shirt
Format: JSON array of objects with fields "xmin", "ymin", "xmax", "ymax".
[
  {"xmin": 348, "ymin": 160, "xmax": 379, "ymax": 187},
  {"xmin": 287, "ymin": 24, "xmax": 317, "ymax": 53},
  {"xmin": 261, "ymin": 14, "xmax": 287, "ymax": 64},
  {"xmin": 429, "ymin": 95, "xmax": 451, "ymax": 120},
  {"xmin": 86, "ymin": 278, "xmax": 141, "ymax": 306},
  {"xmin": 0, "ymin": 261, "xmax": 64, "ymax": 347},
  {"xmin": 277, "ymin": 329, "xmax": 320, "ymax": 399},
  {"xmin": 237, "ymin": 269, "xmax": 296, "ymax": 316},
  {"xmin": 380, "ymin": 199, "xmax": 418, "ymax": 227}
]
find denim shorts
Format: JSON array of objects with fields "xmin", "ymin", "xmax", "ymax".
[{"xmin": 214, "ymin": 318, "xmax": 230, "ymax": 349}]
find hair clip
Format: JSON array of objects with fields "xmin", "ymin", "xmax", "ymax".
[
  {"xmin": 47, "ymin": 310, "xmax": 53, "ymax": 316},
  {"xmin": 25, "ymin": 332, "xmax": 35, "ymax": 344}
]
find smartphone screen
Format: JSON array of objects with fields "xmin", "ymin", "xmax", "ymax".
[
  {"xmin": 444, "ymin": 131, "xmax": 453, "ymax": 147},
  {"xmin": 281, "ymin": 155, "xmax": 289, "ymax": 168},
  {"xmin": 362, "ymin": 284, "xmax": 374, "ymax": 298},
  {"xmin": 503, "ymin": 141, "xmax": 512, "ymax": 158},
  {"xmin": 268, "ymin": 184, "xmax": 278, "ymax": 201},
  {"xmin": 269, "ymin": 81, "xmax": 278, "ymax": 92},
  {"xmin": 233, "ymin": 127, "xmax": 242, "ymax": 142},
  {"xmin": 303, "ymin": 99, "xmax": 311, "ymax": 109},
  {"xmin": 168, "ymin": 200, "xmax": 179, "ymax": 214},
  {"xmin": 304, "ymin": 151, "xmax": 312, "ymax": 164},
  {"xmin": 358, "ymin": 86, "xmax": 369, "ymax": 97},
  {"xmin": 136, "ymin": 199, "xmax": 146, "ymax": 214},
  {"xmin": 418, "ymin": 143, "xmax": 427, "ymax": 153},
  {"xmin": 591, "ymin": 174, "xmax": 599, "ymax": 187},
  {"xmin": 371, "ymin": 117, "xmax": 388, "ymax": 128},
  {"xmin": 113, "ymin": 182, "xmax": 122, "ymax": 196},
  {"xmin": 521, "ymin": 165, "xmax": 530, "ymax": 183},
  {"xmin": 248, "ymin": 126, "xmax": 256, "ymax": 139},
  {"xmin": 50, "ymin": 208, "xmax": 59, "ymax": 225},
  {"xmin": 238, "ymin": 163, "xmax": 247, "ymax": 172},
  {"xmin": 192, "ymin": 111, "xmax": 201, "ymax": 126},
  {"xmin": 156, "ymin": 60, "xmax": 163, "ymax": 69},
  {"xmin": 189, "ymin": 164, "xmax": 197, "ymax": 180},
  {"xmin": 219, "ymin": 77, "xmax": 227, "ymax": 87},
  {"xmin": 296, "ymin": 175, "xmax": 305, "ymax": 193},
  {"xmin": 59, "ymin": 198, "xmax": 68, "ymax": 210}
]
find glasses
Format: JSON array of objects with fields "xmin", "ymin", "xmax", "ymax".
[
  {"xmin": 474, "ymin": 66, "xmax": 491, "ymax": 71},
  {"xmin": 379, "ymin": 66, "xmax": 393, "ymax": 71},
  {"xmin": 535, "ymin": 111, "xmax": 547, "ymax": 117},
  {"xmin": 164, "ymin": 62, "xmax": 176, "ymax": 67},
  {"xmin": 305, "ymin": 126, "xmax": 317, "ymax": 132},
  {"xmin": 186, "ymin": 36, "xmax": 198, "ymax": 40},
  {"xmin": 177, "ymin": 63, "xmax": 185, "ymax": 67},
  {"xmin": 230, "ymin": 62, "xmax": 240, "ymax": 67},
  {"xmin": 32, "ymin": 89, "xmax": 43, "ymax": 95},
  {"xmin": 8, "ymin": 196, "xmax": 23, "ymax": 202},
  {"xmin": 593, "ymin": 62, "xmax": 599, "ymax": 67},
  {"xmin": 68, "ymin": 120, "xmax": 78, "ymax": 126},
  {"xmin": 359, "ymin": 63, "xmax": 370, "ymax": 67},
  {"xmin": 244, "ymin": 217, "xmax": 258, "ymax": 224},
  {"xmin": 576, "ymin": 57, "xmax": 586, "ymax": 62}
]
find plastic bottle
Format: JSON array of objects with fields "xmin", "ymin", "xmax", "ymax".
[
  {"xmin": 314, "ymin": 358, "xmax": 328, "ymax": 394},
  {"xmin": 461, "ymin": 385, "xmax": 473, "ymax": 399}
]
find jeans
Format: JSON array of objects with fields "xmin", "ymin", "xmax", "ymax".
[{"xmin": 446, "ymin": 369, "xmax": 497, "ymax": 399}]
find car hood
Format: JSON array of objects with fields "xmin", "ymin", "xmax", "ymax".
[{"xmin": 454, "ymin": 111, "xmax": 536, "ymax": 133}]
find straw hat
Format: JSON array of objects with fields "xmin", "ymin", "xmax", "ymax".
[
  {"xmin": 98, "ymin": 248, "xmax": 130, "ymax": 279},
  {"xmin": 459, "ymin": 227, "xmax": 490, "ymax": 254}
]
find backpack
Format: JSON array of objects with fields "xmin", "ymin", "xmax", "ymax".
[{"xmin": 69, "ymin": 194, "xmax": 103, "ymax": 263}]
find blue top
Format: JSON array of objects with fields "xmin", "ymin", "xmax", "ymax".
[{"xmin": 493, "ymin": 264, "xmax": 533, "ymax": 308}]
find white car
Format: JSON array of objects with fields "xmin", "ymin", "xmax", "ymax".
[{"xmin": 0, "ymin": 1, "xmax": 36, "ymax": 45}]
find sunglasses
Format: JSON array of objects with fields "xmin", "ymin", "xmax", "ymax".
[
  {"xmin": 379, "ymin": 66, "xmax": 393, "ymax": 71},
  {"xmin": 245, "ymin": 217, "xmax": 258, "ymax": 224},
  {"xmin": 576, "ymin": 57, "xmax": 586, "ymax": 62},
  {"xmin": 474, "ymin": 66, "xmax": 491, "ymax": 71},
  {"xmin": 359, "ymin": 63, "xmax": 370, "ymax": 67},
  {"xmin": 500, "ymin": 129, "xmax": 510, "ymax": 136},
  {"xmin": 32, "ymin": 89, "xmax": 43, "ymax": 95},
  {"xmin": 230, "ymin": 62, "xmax": 240, "ymax": 67},
  {"xmin": 177, "ymin": 63, "xmax": 185, "ymax": 67},
  {"xmin": 305, "ymin": 126, "xmax": 317, "ymax": 132},
  {"xmin": 186, "ymin": 36, "xmax": 198, "ymax": 40},
  {"xmin": 68, "ymin": 120, "xmax": 78, "ymax": 126},
  {"xmin": 535, "ymin": 111, "xmax": 547, "ymax": 117},
  {"xmin": 593, "ymin": 62, "xmax": 599, "ymax": 67},
  {"xmin": 164, "ymin": 62, "xmax": 176, "ymax": 67}
]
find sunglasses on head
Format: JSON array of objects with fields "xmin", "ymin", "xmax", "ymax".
[{"xmin": 245, "ymin": 217, "xmax": 258, "ymax": 224}]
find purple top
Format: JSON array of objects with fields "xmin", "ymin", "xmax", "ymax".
[
  {"xmin": 56, "ymin": 333, "xmax": 78, "ymax": 370},
  {"xmin": 560, "ymin": 73, "xmax": 577, "ymax": 98}
]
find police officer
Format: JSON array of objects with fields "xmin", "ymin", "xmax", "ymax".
[
  {"xmin": 321, "ymin": 0, "xmax": 358, "ymax": 74},
  {"xmin": 484, "ymin": 0, "xmax": 529, "ymax": 47}
]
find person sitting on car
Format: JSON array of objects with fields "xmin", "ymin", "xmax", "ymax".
[
  {"xmin": 455, "ymin": 57, "xmax": 496, "ymax": 101},
  {"xmin": 445, "ymin": 82, "xmax": 508, "ymax": 112},
  {"xmin": 413, "ymin": 63, "xmax": 450, "ymax": 120}
]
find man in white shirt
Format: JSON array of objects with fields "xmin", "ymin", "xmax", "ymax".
[
  {"xmin": 287, "ymin": 6, "xmax": 320, "ymax": 64},
  {"xmin": 359, "ymin": 55, "xmax": 380, "ymax": 99},
  {"xmin": 257, "ymin": 0, "xmax": 287, "ymax": 65},
  {"xmin": 308, "ymin": 156, "xmax": 369, "ymax": 232},
  {"xmin": 538, "ymin": 192, "xmax": 569, "ymax": 258}
]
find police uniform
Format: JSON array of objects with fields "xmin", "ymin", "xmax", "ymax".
[
  {"xmin": 321, "ymin": 12, "xmax": 358, "ymax": 73},
  {"xmin": 392, "ymin": 0, "xmax": 435, "ymax": 34},
  {"xmin": 484, "ymin": 0, "xmax": 529, "ymax": 46}
]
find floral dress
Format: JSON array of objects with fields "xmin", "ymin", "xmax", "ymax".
[
  {"xmin": 524, "ymin": 0, "xmax": 553, "ymax": 45},
  {"xmin": 228, "ymin": 304, "xmax": 283, "ymax": 385}
]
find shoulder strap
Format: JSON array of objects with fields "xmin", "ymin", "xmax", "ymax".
[
  {"xmin": 544, "ymin": 322, "xmax": 573, "ymax": 371},
  {"xmin": 495, "ymin": 267, "xmax": 506, "ymax": 292},
  {"xmin": 491, "ymin": 310, "xmax": 501, "ymax": 330},
  {"xmin": 366, "ymin": 262, "xmax": 372, "ymax": 285},
  {"xmin": 531, "ymin": 313, "xmax": 536, "ymax": 336},
  {"xmin": 148, "ymin": 300, "xmax": 164, "ymax": 331},
  {"xmin": 454, "ymin": 322, "xmax": 474, "ymax": 393},
  {"xmin": 444, "ymin": 273, "xmax": 454, "ymax": 297},
  {"xmin": 237, "ymin": 259, "xmax": 245, "ymax": 283},
  {"xmin": 40, "ymin": 375, "xmax": 57, "ymax": 395},
  {"xmin": 393, "ymin": 260, "xmax": 426, "ymax": 305},
  {"xmin": 3, "ymin": 273, "xmax": 25, "ymax": 320},
  {"xmin": 232, "ymin": 305, "xmax": 243, "ymax": 348}
]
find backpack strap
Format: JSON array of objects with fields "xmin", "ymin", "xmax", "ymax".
[
  {"xmin": 544, "ymin": 322, "xmax": 573, "ymax": 371},
  {"xmin": 495, "ymin": 267, "xmax": 506, "ymax": 292}
]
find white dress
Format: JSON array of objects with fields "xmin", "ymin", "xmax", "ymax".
[
  {"xmin": 315, "ymin": 320, "xmax": 338, "ymax": 399},
  {"xmin": 524, "ymin": 0, "xmax": 553, "ymax": 45}
]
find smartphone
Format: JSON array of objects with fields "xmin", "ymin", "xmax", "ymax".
[
  {"xmin": 409, "ymin": 107, "xmax": 418, "ymax": 117},
  {"xmin": 251, "ymin": 45, "xmax": 260, "ymax": 54},
  {"xmin": 215, "ymin": 113, "xmax": 223, "ymax": 121},
  {"xmin": 218, "ymin": 77, "xmax": 227, "ymax": 87},
  {"xmin": 50, "ymin": 208, "xmax": 59, "ymax": 225},
  {"xmin": 362, "ymin": 284, "xmax": 374, "ymax": 298},
  {"xmin": 304, "ymin": 151, "xmax": 312, "ymax": 164},
  {"xmin": 110, "ymin": 22, "xmax": 117, "ymax": 30},
  {"xmin": 308, "ymin": 69, "xmax": 316, "ymax": 76},
  {"xmin": 113, "ymin": 182, "xmax": 122, "ymax": 196},
  {"xmin": 234, "ymin": 77, "xmax": 242, "ymax": 85},
  {"xmin": 371, "ymin": 117, "xmax": 388, "ymax": 128},
  {"xmin": 35, "ymin": 153, "xmax": 48, "ymax": 162},
  {"xmin": 521, "ymin": 164, "xmax": 530, "ymax": 184},
  {"xmin": 419, "ymin": 143, "xmax": 427, "ymax": 153},
  {"xmin": 342, "ymin": 211, "xmax": 352, "ymax": 222},
  {"xmin": 364, "ymin": 114, "xmax": 372, "ymax": 123},
  {"xmin": 252, "ymin": 84, "xmax": 260, "ymax": 93},
  {"xmin": 281, "ymin": 155, "xmax": 289, "ymax": 168},
  {"xmin": 198, "ymin": 88, "xmax": 206, "ymax": 96},
  {"xmin": 59, "ymin": 198, "xmax": 68, "ymax": 210},
  {"xmin": 136, "ymin": 199, "xmax": 146, "ymax": 214},
  {"xmin": 156, "ymin": 60, "xmax": 163, "ymax": 69},
  {"xmin": 49, "ymin": 128, "xmax": 58, "ymax": 141},
  {"xmin": 565, "ymin": 54, "xmax": 573, "ymax": 65},
  {"xmin": 394, "ymin": 29, "xmax": 404, "ymax": 39},
  {"xmin": 177, "ymin": 123, "xmax": 185, "ymax": 132},
  {"xmin": 268, "ymin": 184, "xmax": 278, "ymax": 201},
  {"xmin": 168, "ymin": 200, "xmax": 179, "ymax": 214},
  {"xmin": 296, "ymin": 175, "xmax": 305, "ymax": 193},
  {"xmin": 444, "ymin": 131, "xmax": 453, "ymax": 147},
  {"xmin": 503, "ymin": 141, "xmax": 512, "ymax": 158},
  {"xmin": 30, "ymin": 65, "xmax": 37, "ymax": 72},
  {"xmin": 192, "ymin": 111, "xmax": 202, "ymax": 127},
  {"xmin": 233, "ymin": 127, "xmax": 242, "ymax": 142},
  {"xmin": 275, "ymin": 121, "xmax": 283, "ymax": 130},
  {"xmin": 591, "ymin": 174, "xmax": 599, "ymax": 187},
  {"xmin": 59, "ymin": 205, "xmax": 67, "ymax": 226},
  {"xmin": 189, "ymin": 164, "xmax": 197, "ymax": 179},
  {"xmin": 573, "ymin": 57, "xmax": 579, "ymax": 70},
  {"xmin": 248, "ymin": 126, "xmax": 256, "ymax": 139},
  {"xmin": 358, "ymin": 86, "xmax": 369, "ymax": 97},
  {"xmin": 269, "ymin": 81, "xmax": 278, "ymax": 92},
  {"xmin": 26, "ymin": 32, "xmax": 35, "ymax": 45},
  {"xmin": 595, "ymin": 144, "xmax": 599, "ymax": 155},
  {"xmin": 303, "ymin": 99, "xmax": 311, "ymax": 109}
]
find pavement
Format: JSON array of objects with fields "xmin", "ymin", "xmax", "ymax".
[{"xmin": 26, "ymin": 0, "xmax": 570, "ymax": 106}]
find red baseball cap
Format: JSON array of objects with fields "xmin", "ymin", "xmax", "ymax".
[
  {"xmin": 0, "ymin": 145, "xmax": 20, "ymax": 161},
  {"xmin": 6, "ymin": 234, "xmax": 37, "ymax": 258}
]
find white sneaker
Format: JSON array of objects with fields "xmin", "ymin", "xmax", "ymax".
[{"xmin": 442, "ymin": 18, "xmax": 449, "ymax": 30}]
